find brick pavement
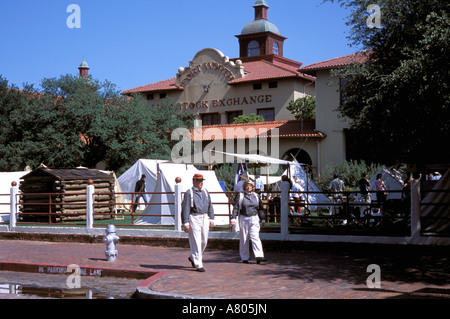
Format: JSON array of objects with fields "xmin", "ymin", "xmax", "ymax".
[{"xmin": 0, "ymin": 238, "xmax": 449, "ymax": 299}]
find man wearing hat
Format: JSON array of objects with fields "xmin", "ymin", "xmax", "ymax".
[{"xmin": 181, "ymin": 173, "xmax": 214, "ymax": 272}]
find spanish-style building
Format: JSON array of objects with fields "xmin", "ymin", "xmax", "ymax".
[
  {"xmin": 122, "ymin": 0, "xmax": 359, "ymax": 176},
  {"xmin": 300, "ymin": 51, "xmax": 369, "ymax": 173}
]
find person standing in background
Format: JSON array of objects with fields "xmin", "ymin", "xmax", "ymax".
[
  {"xmin": 358, "ymin": 172, "xmax": 371, "ymax": 202},
  {"xmin": 375, "ymin": 173, "xmax": 387, "ymax": 205},
  {"xmin": 328, "ymin": 174, "xmax": 345, "ymax": 216},
  {"xmin": 133, "ymin": 174, "xmax": 147, "ymax": 212}
]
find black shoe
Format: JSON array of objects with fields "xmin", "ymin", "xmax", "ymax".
[
  {"xmin": 256, "ymin": 257, "xmax": 267, "ymax": 264},
  {"xmin": 196, "ymin": 267, "xmax": 205, "ymax": 272},
  {"xmin": 242, "ymin": 260, "xmax": 249, "ymax": 264},
  {"xmin": 188, "ymin": 257, "xmax": 196, "ymax": 268}
]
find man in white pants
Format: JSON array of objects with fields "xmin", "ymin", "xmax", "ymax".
[{"xmin": 182, "ymin": 174, "xmax": 214, "ymax": 272}]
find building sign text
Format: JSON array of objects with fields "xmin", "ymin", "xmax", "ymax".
[
  {"xmin": 180, "ymin": 95, "xmax": 272, "ymax": 110},
  {"xmin": 179, "ymin": 62, "xmax": 236, "ymax": 88}
]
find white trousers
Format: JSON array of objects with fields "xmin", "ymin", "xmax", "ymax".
[
  {"xmin": 188, "ymin": 214, "xmax": 210, "ymax": 268},
  {"xmin": 239, "ymin": 215, "xmax": 264, "ymax": 261}
]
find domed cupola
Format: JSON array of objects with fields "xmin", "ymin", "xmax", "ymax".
[
  {"xmin": 241, "ymin": 0, "xmax": 281, "ymax": 36},
  {"xmin": 78, "ymin": 60, "xmax": 90, "ymax": 78},
  {"xmin": 236, "ymin": 0, "xmax": 286, "ymax": 59}
]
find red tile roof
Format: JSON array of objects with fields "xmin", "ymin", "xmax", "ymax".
[
  {"xmin": 229, "ymin": 60, "xmax": 315, "ymax": 84},
  {"xmin": 191, "ymin": 120, "xmax": 326, "ymax": 141},
  {"xmin": 300, "ymin": 51, "xmax": 370, "ymax": 73},
  {"xmin": 122, "ymin": 59, "xmax": 315, "ymax": 95},
  {"xmin": 122, "ymin": 78, "xmax": 181, "ymax": 95}
]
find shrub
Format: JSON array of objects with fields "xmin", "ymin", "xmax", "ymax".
[{"xmin": 316, "ymin": 160, "xmax": 383, "ymax": 191}]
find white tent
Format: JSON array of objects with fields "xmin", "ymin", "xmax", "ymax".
[
  {"xmin": 213, "ymin": 151, "xmax": 331, "ymax": 210},
  {"xmin": 289, "ymin": 162, "xmax": 332, "ymax": 210},
  {"xmin": 212, "ymin": 151, "xmax": 292, "ymax": 166},
  {"xmin": 369, "ymin": 167, "xmax": 406, "ymax": 201},
  {"xmin": 133, "ymin": 162, "xmax": 230, "ymax": 225},
  {"xmin": 100, "ymin": 170, "xmax": 129, "ymax": 212},
  {"xmin": 117, "ymin": 159, "xmax": 169, "ymax": 206},
  {"xmin": 0, "ymin": 171, "xmax": 28, "ymax": 222}
]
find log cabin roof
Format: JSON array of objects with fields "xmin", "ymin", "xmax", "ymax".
[{"xmin": 22, "ymin": 167, "xmax": 113, "ymax": 181}]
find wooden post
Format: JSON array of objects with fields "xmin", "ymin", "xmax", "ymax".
[
  {"xmin": 410, "ymin": 179, "xmax": 421, "ymax": 240},
  {"xmin": 280, "ymin": 180, "xmax": 290, "ymax": 239}
]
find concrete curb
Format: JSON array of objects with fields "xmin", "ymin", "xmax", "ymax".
[
  {"xmin": 134, "ymin": 270, "xmax": 220, "ymax": 299},
  {"xmin": 0, "ymin": 261, "xmax": 158, "ymax": 279},
  {"xmin": 0, "ymin": 261, "xmax": 181, "ymax": 299},
  {"xmin": 0, "ymin": 260, "xmax": 220, "ymax": 299},
  {"xmin": 0, "ymin": 261, "xmax": 221, "ymax": 299},
  {"xmin": 2, "ymin": 230, "xmax": 450, "ymax": 255},
  {"xmin": 135, "ymin": 286, "xmax": 214, "ymax": 299}
]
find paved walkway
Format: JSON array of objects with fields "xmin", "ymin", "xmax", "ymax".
[{"xmin": 0, "ymin": 238, "xmax": 449, "ymax": 299}]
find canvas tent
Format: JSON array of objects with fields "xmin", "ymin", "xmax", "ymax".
[
  {"xmin": 117, "ymin": 159, "xmax": 169, "ymax": 206},
  {"xmin": 369, "ymin": 167, "xmax": 406, "ymax": 201},
  {"xmin": 118, "ymin": 160, "xmax": 231, "ymax": 225},
  {"xmin": 0, "ymin": 171, "xmax": 28, "ymax": 222},
  {"xmin": 421, "ymin": 169, "xmax": 450, "ymax": 236},
  {"xmin": 214, "ymin": 150, "xmax": 292, "ymax": 183},
  {"xmin": 289, "ymin": 162, "xmax": 331, "ymax": 210},
  {"xmin": 134, "ymin": 163, "xmax": 230, "ymax": 226},
  {"xmin": 213, "ymin": 151, "xmax": 331, "ymax": 210},
  {"xmin": 100, "ymin": 170, "xmax": 128, "ymax": 212}
]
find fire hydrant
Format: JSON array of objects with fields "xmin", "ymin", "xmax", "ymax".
[{"xmin": 103, "ymin": 224, "xmax": 119, "ymax": 262}]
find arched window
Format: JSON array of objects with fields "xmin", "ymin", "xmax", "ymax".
[
  {"xmin": 273, "ymin": 41, "xmax": 279, "ymax": 55},
  {"xmin": 248, "ymin": 40, "xmax": 260, "ymax": 57}
]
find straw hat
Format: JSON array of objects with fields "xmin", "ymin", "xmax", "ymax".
[{"xmin": 243, "ymin": 180, "xmax": 255, "ymax": 189}]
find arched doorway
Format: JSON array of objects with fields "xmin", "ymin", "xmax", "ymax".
[
  {"xmin": 282, "ymin": 148, "xmax": 312, "ymax": 166},
  {"xmin": 283, "ymin": 148, "xmax": 313, "ymax": 179}
]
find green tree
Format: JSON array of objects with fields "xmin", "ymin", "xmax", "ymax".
[
  {"xmin": 233, "ymin": 113, "xmax": 265, "ymax": 124},
  {"xmin": 214, "ymin": 163, "xmax": 238, "ymax": 192},
  {"xmin": 0, "ymin": 77, "xmax": 74, "ymax": 171},
  {"xmin": 0, "ymin": 74, "xmax": 194, "ymax": 172},
  {"xmin": 327, "ymin": 0, "xmax": 450, "ymax": 168},
  {"xmin": 316, "ymin": 159, "xmax": 383, "ymax": 192},
  {"xmin": 287, "ymin": 96, "xmax": 316, "ymax": 120}
]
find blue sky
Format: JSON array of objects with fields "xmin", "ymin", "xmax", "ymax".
[{"xmin": 0, "ymin": 0, "xmax": 360, "ymax": 93}]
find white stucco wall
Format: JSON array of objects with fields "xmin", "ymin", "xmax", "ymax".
[{"xmin": 314, "ymin": 69, "xmax": 349, "ymax": 173}]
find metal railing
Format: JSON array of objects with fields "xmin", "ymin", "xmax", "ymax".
[
  {"xmin": 0, "ymin": 193, "xmax": 10, "ymax": 224},
  {"xmin": 3, "ymin": 181, "xmax": 449, "ymax": 238},
  {"xmin": 286, "ymin": 190, "xmax": 411, "ymax": 236},
  {"xmin": 90, "ymin": 190, "xmax": 234, "ymax": 230},
  {"xmin": 92, "ymin": 191, "xmax": 176, "ymax": 228}
]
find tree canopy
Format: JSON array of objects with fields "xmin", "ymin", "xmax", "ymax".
[
  {"xmin": 327, "ymin": 0, "xmax": 450, "ymax": 168},
  {"xmin": 233, "ymin": 113, "xmax": 265, "ymax": 124},
  {"xmin": 0, "ymin": 74, "xmax": 194, "ymax": 173},
  {"xmin": 287, "ymin": 96, "xmax": 316, "ymax": 120}
]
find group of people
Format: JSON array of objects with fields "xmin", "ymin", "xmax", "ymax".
[
  {"xmin": 181, "ymin": 173, "xmax": 266, "ymax": 272},
  {"xmin": 326, "ymin": 172, "xmax": 388, "ymax": 220},
  {"xmin": 327, "ymin": 172, "xmax": 387, "ymax": 205},
  {"xmin": 132, "ymin": 170, "xmax": 396, "ymax": 272},
  {"xmin": 131, "ymin": 172, "xmax": 267, "ymax": 272}
]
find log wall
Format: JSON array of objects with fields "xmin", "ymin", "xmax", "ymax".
[{"xmin": 19, "ymin": 178, "xmax": 115, "ymax": 222}]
